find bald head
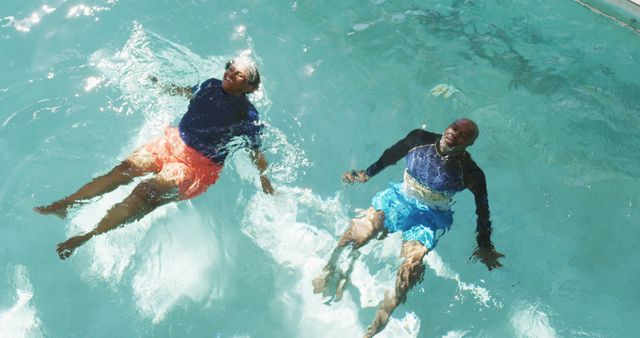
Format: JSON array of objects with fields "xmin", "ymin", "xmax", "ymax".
[
  {"xmin": 454, "ymin": 118, "xmax": 479, "ymax": 145},
  {"xmin": 439, "ymin": 118, "xmax": 480, "ymax": 155}
]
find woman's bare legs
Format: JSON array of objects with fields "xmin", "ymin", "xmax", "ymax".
[
  {"xmin": 35, "ymin": 153, "xmax": 156, "ymax": 218},
  {"xmin": 56, "ymin": 174, "xmax": 179, "ymax": 260}
]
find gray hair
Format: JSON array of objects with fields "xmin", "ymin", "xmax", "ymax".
[{"xmin": 225, "ymin": 56, "xmax": 261, "ymax": 90}]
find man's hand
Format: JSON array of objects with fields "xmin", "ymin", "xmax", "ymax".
[
  {"xmin": 260, "ymin": 175, "xmax": 274, "ymax": 195},
  {"xmin": 470, "ymin": 246, "xmax": 505, "ymax": 271},
  {"xmin": 342, "ymin": 170, "xmax": 369, "ymax": 184}
]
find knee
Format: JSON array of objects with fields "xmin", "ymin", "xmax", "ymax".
[
  {"xmin": 337, "ymin": 222, "xmax": 364, "ymax": 248},
  {"xmin": 131, "ymin": 180, "xmax": 176, "ymax": 206},
  {"xmin": 110, "ymin": 160, "xmax": 140, "ymax": 179},
  {"xmin": 401, "ymin": 240, "xmax": 428, "ymax": 260},
  {"xmin": 337, "ymin": 231, "xmax": 364, "ymax": 249},
  {"xmin": 372, "ymin": 210, "xmax": 385, "ymax": 229},
  {"xmin": 337, "ymin": 235, "xmax": 351, "ymax": 248},
  {"xmin": 122, "ymin": 152, "xmax": 155, "ymax": 176}
]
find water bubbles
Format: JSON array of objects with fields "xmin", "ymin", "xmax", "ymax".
[
  {"xmin": 0, "ymin": 266, "xmax": 42, "ymax": 338},
  {"xmin": 304, "ymin": 64, "xmax": 315, "ymax": 76},
  {"xmin": 2, "ymin": 10, "xmax": 46, "ymax": 33},
  {"xmin": 66, "ymin": 4, "xmax": 111, "ymax": 18},
  {"xmin": 29, "ymin": 13, "xmax": 41, "ymax": 25},
  {"xmin": 83, "ymin": 76, "xmax": 103, "ymax": 92},
  {"xmin": 42, "ymin": 5, "xmax": 55, "ymax": 14},
  {"xmin": 231, "ymin": 25, "xmax": 247, "ymax": 40},
  {"xmin": 511, "ymin": 303, "xmax": 558, "ymax": 337}
]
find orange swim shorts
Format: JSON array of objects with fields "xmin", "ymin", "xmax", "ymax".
[{"xmin": 134, "ymin": 127, "xmax": 222, "ymax": 200}]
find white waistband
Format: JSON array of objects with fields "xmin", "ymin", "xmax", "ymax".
[{"xmin": 403, "ymin": 170, "xmax": 451, "ymax": 210}]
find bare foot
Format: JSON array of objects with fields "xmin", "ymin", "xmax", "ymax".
[
  {"xmin": 312, "ymin": 267, "xmax": 350, "ymax": 302},
  {"xmin": 364, "ymin": 291, "xmax": 397, "ymax": 338},
  {"xmin": 312, "ymin": 268, "xmax": 333, "ymax": 294},
  {"xmin": 34, "ymin": 202, "xmax": 69, "ymax": 219},
  {"xmin": 56, "ymin": 233, "xmax": 92, "ymax": 260}
]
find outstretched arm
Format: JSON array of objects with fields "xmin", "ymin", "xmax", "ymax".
[
  {"xmin": 250, "ymin": 149, "xmax": 274, "ymax": 194},
  {"xmin": 148, "ymin": 75, "xmax": 194, "ymax": 99},
  {"xmin": 344, "ymin": 129, "xmax": 439, "ymax": 184},
  {"xmin": 465, "ymin": 163, "xmax": 504, "ymax": 270}
]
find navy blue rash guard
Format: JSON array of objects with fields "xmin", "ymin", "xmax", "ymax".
[
  {"xmin": 178, "ymin": 78, "xmax": 263, "ymax": 164},
  {"xmin": 365, "ymin": 129, "xmax": 493, "ymax": 245}
]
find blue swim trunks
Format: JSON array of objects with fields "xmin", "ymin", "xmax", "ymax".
[{"xmin": 371, "ymin": 182, "xmax": 453, "ymax": 249}]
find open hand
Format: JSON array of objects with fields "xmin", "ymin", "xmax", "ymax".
[
  {"xmin": 470, "ymin": 246, "xmax": 505, "ymax": 271},
  {"xmin": 342, "ymin": 170, "xmax": 369, "ymax": 184}
]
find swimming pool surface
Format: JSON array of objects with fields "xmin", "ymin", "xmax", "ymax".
[{"xmin": 1, "ymin": 1, "xmax": 639, "ymax": 337}]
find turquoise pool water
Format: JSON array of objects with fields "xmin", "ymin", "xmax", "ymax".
[{"xmin": 1, "ymin": 0, "xmax": 639, "ymax": 337}]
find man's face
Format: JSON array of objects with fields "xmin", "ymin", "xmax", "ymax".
[
  {"xmin": 439, "ymin": 120, "xmax": 478, "ymax": 153},
  {"xmin": 222, "ymin": 64, "xmax": 254, "ymax": 94}
]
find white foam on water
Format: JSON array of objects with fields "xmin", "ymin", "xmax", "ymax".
[
  {"xmin": 1, "ymin": 2, "xmax": 59, "ymax": 33},
  {"xmin": 0, "ymin": 265, "xmax": 43, "ymax": 338},
  {"xmin": 131, "ymin": 209, "xmax": 226, "ymax": 324},
  {"xmin": 425, "ymin": 251, "xmax": 501, "ymax": 308},
  {"xmin": 442, "ymin": 330, "xmax": 469, "ymax": 338},
  {"xmin": 378, "ymin": 312, "xmax": 421, "ymax": 338},
  {"xmin": 511, "ymin": 302, "xmax": 558, "ymax": 338}
]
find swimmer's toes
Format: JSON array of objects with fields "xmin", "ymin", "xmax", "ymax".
[{"xmin": 34, "ymin": 205, "xmax": 67, "ymax": 219}]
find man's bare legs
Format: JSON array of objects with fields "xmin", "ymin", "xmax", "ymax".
[
  {"xmin": 312, "ymin": 208, "xmax": 385, "ymax": 299},
  {"xmin": 56, "ymin": 174, "xmax": 178, "ymax": 260},
  {"xmin": 365, "ymin": 240, "xmax": 428, "ymax": 338},
  {"xmin": 35, "ymin": 152, "xmax": 157, "ymax": 218}
]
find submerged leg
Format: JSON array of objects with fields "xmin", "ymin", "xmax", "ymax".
[
  {"xmin": 334, "ymin": 249, "xmax": 361, "ymax": 301},
  {"xmin": 312, "ymin": 208, "xmax": 384, "ymax": 297},
  {"xmin": 34, "ymin": 158, "xmax": 154, "ymax": 219},
  {"xmin": 364, "ymin": 240, "xmax": 427, "ymax": 338},
  {"xmin": 56, "ymin": 175, "xmax": 178, "ymax": 260}
]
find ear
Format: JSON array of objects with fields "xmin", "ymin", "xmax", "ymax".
[{"xmin": 466, "ymin": 136, "xmax": 477, "ymax": 147}]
